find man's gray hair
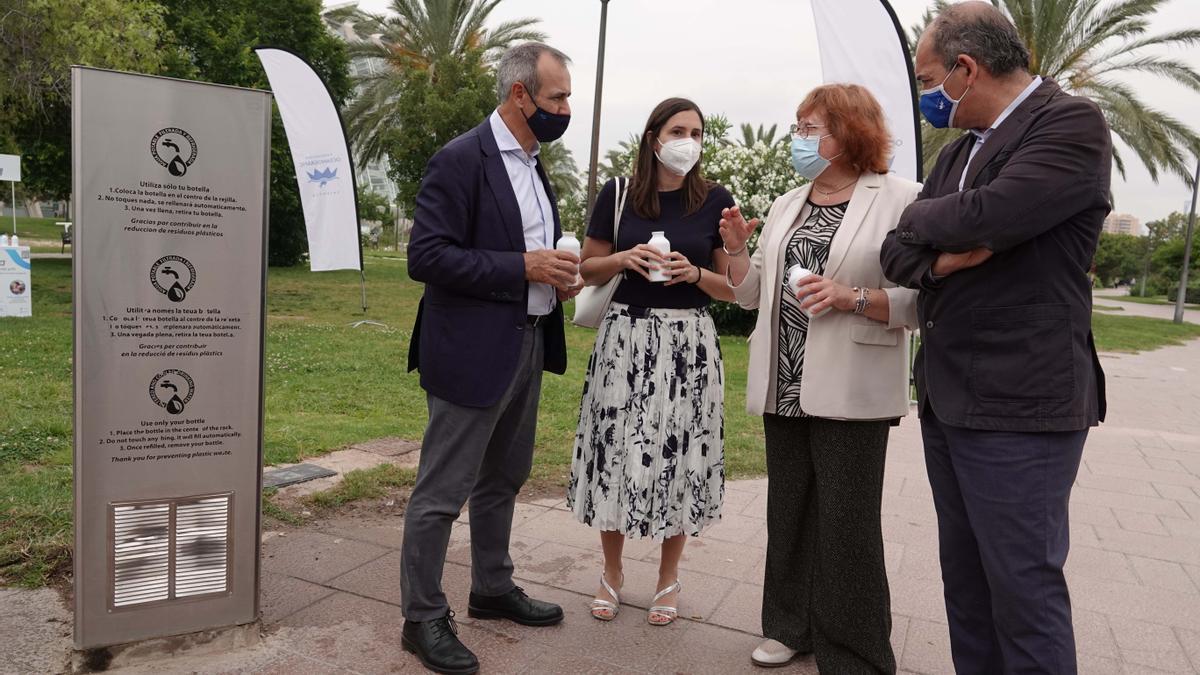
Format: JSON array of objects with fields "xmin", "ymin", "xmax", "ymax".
[
  {"xmin": 930, "ymin": 4, "xmax": 1030, "ymax": 76},
  {"xmin": 496, "ymin": 42, "xmax": 570, "ymax": 104}
]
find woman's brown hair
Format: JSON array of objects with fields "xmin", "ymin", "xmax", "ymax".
[
  {"xmin": 797, "ymin": 84, "xmax": 892, "ymax": 175},
  {"xmin": 629, "ymin": 97, "xmax": 711, "ymax": 220}
]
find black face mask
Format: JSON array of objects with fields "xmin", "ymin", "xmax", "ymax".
[{"xmin": 523, "ymin": 99, "xmax": 570, "ymax": 143}]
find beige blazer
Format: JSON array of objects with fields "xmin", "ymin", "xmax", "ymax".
[{"xmin": 730, "ymin": 172, "xmax": 921, "ymax": 419}]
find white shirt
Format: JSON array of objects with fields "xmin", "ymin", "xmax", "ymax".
[
  {"xmin": 958, "ymin": 76, "xmax": 1043, "ymax": 191},
  {"xmin": 489, "ymin": 110, "xmax": 555, "ymax": 316}
]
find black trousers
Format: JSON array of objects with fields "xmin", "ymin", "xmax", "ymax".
[
  {"xmin": 921, "ymin": 410, "xmax": 1086, "ymax": 675},
  {"xmin": 762, "ymin": 414, "xmax": 896, "ymax": 675}
]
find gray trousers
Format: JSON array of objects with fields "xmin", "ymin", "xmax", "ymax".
[{"xmin": 400, "ymin": 323, "xmax": 544, "ymax": 621}]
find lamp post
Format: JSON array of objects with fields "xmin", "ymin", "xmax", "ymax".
[
  {"xmin": 585, "ymin": 0, "xmax": 611, "ymax": 217},
  {"xmin": 1175, "ymin": 157, "xmax": 1200, "ymax": 324}
]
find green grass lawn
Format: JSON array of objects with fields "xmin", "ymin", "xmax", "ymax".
[{"xmin": 3, "ymin": 255, "xmax": 1199, "ymax": 587}]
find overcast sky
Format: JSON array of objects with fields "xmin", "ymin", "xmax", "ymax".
[{"xmin": 329, "ymin": 0, "xmax": 1200, "ymax": 226}]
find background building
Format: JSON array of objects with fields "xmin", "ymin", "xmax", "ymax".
[{"xmin": 1103, "ymin": 212, "xmax": 1142, "ymax": 236}]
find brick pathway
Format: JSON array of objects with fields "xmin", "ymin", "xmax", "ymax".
[{"xmin": 104, "ymin": 338, "xmax": 1200, "ymax": 673}]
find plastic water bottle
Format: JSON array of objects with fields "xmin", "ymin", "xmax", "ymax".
[
  {"xmin": 0, "ymin": 234, "xmax": 9, "ymax": 247},
  {"xmin": 787, "ymin": 264, "xmax": 830, "ymax": 319},
  {"xmin": 9, "ymin": 234, "xmax": 18, "ymax": 248},
  {"xmin": 555, "ymin": 232, "xmax": 581, "ymax": 285},
  {"xmin": 648, "ymin": 231, "xmax": 671, "ymax": 282}
]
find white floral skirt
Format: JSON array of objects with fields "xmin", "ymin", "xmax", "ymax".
[{"xmin": 567, "ymin": 303, "xmax": 725, "ymax": 540}]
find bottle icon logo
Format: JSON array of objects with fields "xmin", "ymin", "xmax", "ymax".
[
  {"xmin": 149, "ymin": 369, "xmax": 195, "ymax": 415},
  {"xmin": 150, "ymin": 255, "xmax": 196, "ymax": 303},
  {"xmin": 150, "ymin": 127, "xmax": 197, "ymax": 177}
]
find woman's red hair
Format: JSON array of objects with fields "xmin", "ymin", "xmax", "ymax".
[{"xmin": 798, "ymin": 84, "xmax": 893, "ymax": 174}]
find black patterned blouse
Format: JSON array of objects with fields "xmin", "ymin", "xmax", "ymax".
[{"xmin": 775, "ymin": 200, "xmax": 848, "ymax": 417}]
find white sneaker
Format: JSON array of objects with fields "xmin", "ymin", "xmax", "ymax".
[{"xmin": 751, "ymin": 638, "xmax": 799, "ymax": 668}]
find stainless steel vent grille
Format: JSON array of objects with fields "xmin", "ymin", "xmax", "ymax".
[
  {"xmin": 109, "ymin": 493, "xmax": 232, "ymax": 610},
  {"xmin": 175, "ymin": 496, "xmax": 230, "ymax": 598},
  {"xmin": 112, "ymin": 503, "xmax": 170, "ymax": 608}
]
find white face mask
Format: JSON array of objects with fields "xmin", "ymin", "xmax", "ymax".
[{"xmin": 655, "ymin": 137, "xmax": 702, "ymax": 176}]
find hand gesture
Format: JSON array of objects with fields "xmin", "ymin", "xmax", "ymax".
[
  {"xmin": 618, "ymin": 244, "xmax": 667, "ymax": 281},
  {"xmin": 932, "ymin": 247, "xmax": 993, "ymax": 278},
  {"xmin": 795, "ymin": 274, "xmax": 856, "ymax": 314},
  {"xmin": 718, "ymin": 206, "xmax": 760, "ymax": 253},
  {"xmin": 662, "ymin": 251, "xmax": 702, "ymax": 286},
  {"xmin": 525, "ymin": 249, "xmax": 580, "ymax": 292}
]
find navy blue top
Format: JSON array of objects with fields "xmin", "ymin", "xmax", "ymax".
[{"xmin": 587, "ymin": 178, "xmax": 734, "ymax": 309}]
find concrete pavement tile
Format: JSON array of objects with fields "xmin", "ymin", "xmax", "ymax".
[
  {"xmin": 898, "ymin": 477, "xmax": 934, "ymax": 501},
  {"xmin": 733, "ymin": 478, "xmax": 769, "ymax": 493},
  {"xmin": 1108, "ymin": 615, "xmax": 1196, "ymax": 672},
  {"xmin": 1161, "ymin": 516, "xmax": 1200, "ymax": 541},
  {"xmin": 1074, "ymin": 474, "xmax": 1163, "ymax": 498},
  {"xmin": 882, "ymin": 493, "xmax": 939, "ymax": 524},
  {"xmin": 260, "ymin": 572, "xmax": 336, "ymax": 625},
  {"xmin": 316, "ymin": 516, "xmax": 403, "ymax": 549},
  {"xmin": 1071, "ymin": 576, "xmax": 1200, "ymax": 631},
  {"xmin": 1064, "ymin": 546, "xmax": 1138, "ymax": 584},
  {"xmin": 706, "ymin": 582, "xmax": 763, "ymax": 635},
  {"xmin": 742, "ymin": 493, "xmax": 769, "ymax": 520},
  {"xmin": 891, "ymin": 614, "xmax": 911, "ymax": 666},
  {"xmin": 522, "ymin": 609, "xmax": 690, "ymax": 673},
  {"xmin": 641, "ymin": 536, "xmax": 765, "ymax": 583},
  {"xmin": 654, "ymin": 621, "xmax": 819, "ymax": 674},
  {"xmin": 447, "ymin": 621, "xmax": 548, "ymax": 674},
  {"xmin": 274, "ymin": 595, "xmax": 415, "ymax": 674},
  {"xmin": 1074, "ymin": 652, "xmax": 1124, "ymax": 674},
  {"xmin": 884, "ymin": 541, "xmax": 906, "ymax": 580},
  {"xmin": 1073, "ymin": 608, "xmax": 1119, "ymax": 659},
  {"xmin": 1153, "ymin": 483, "xmax": 1200, "ymax": 505},
  {"xmin": 446, "ymin": 524, "xmax": 543, "ymax": 568},
  {"xmin": 890, "ymin": 576, "xmax": 950, "ymax": 624},
  {"xmin": 525, "ymin": 650, "xmax": 641, "ymax": 674},
  {"xmin": 1093, "ymin": 525, "xmax": 1200, "ymax": 566},
  {"xmin": 1073, "ymin": 489, "xmax": 1188, "ymax": 520},
  {"xmin": 1146, "ymin": 457, "xmax": 1189, "ymax": 473},
  {"xmin": 527, "ymin": 496, "xmax": 567, "ymax": 509},
  {"xmin": 513, "ymin": 541, "xmax": 601, "ymax": 584},
  {"xmin": 1087, "ymin": 461, "xmax": 1200, "ymax": 490},
  {"xmin": 262, "ymin": 530, "xmax": 390, "ymax": 584},
  {"xmin": 880, "ymin": 513, "xmax": 941, "ymax": 546},
  {"xmin": 1128, "ymin": 556, "xmax": 1200, "ymax": 594},
  {"xmin": 700, "ymin": 511, "xmax": 769, "ymax": 545},
  {"xmin": 0, "ymin": 588, "xmax": 70, "ymax": 675},
  {"xmin": 1185, "ymin": 565, "xmax": 1200, "ymax": 593},
  {"xmin": 1069, "ymin": 502, "xmax": 1120, "ymax": 528},
  {"xmin": 326, "ymin": 550, "xmax": 400, "ymax": 603},
  {"xmin": 722, "ymin": 487, "xmax": 759, "ymax": 515},
  {"xmin": 1079, "ymin": 448, "xmax": 1151, "ymax": 469},
  {"xmin": 1176, "ymin": 628, "xmax": 1200, "ymax": 672},
  {"xmin": 1073, "ymin": 523, "xmax": 1102, "ymax": 548},
  {"xmin": 897, "ymin": 541, "xmax": 944, "ymax": 581},
  {"xmin": 899, "ymin": 618, "xmax": 954, "ymax": 674}
]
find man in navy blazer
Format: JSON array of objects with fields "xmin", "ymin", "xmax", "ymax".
[
  {"xmin": 399, "ymin": 43, "xmax": 580, "ymax": 675},
  {"xmin": 882, "ymin": 3, "xmax": 1109, "ymax": 673}
]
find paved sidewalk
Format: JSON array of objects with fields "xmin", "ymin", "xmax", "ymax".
[
  {"xmin": 1094, "ymin": 288, "xmax": 1200, "ymax": 325},
  {"xmin": 100, "ymin": 338, "xmax": 1200, "ymax": 674}
]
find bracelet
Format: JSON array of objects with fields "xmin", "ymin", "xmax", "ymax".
[
  {"xmin": 690, "ymin": 265, "xmax": 703, "ymax": 285},
  {"xmin": 853, "ymin": 287, "xmax": 871, "ymax": 314},
  {"xmin": 722, "ymin": 243, "xmax": 748, "ymax": 257}
]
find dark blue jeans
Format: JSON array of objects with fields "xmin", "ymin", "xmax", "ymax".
[{"xmin": 921, "ymin": 411, "xmax": 1087, "ymax": 675}]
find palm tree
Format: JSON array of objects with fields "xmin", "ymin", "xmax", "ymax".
[
  {"xmin": 333, "ymin": 0, "xmax": 546, "ymax": 164},
  {"xmin": 739, "ymin": 123, "xmax": 780, "ymax": 148},
  {"xmin": 913, "ymin": 0, "xmax": 1200, "ymax": 186},
  {"xmin": 538, "ymin": 140, "xmax": 580, "ymax": 198}
]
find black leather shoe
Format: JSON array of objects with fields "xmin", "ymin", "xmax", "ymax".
[
  {"xmin": 401, "ymin": 611, "xmax": 479, "ymax": 675},
  {"xmin": 467, "ymin": 586, "xmax": 564, "ymax": 626}
]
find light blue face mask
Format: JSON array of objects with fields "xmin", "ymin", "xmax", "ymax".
[
  {"xmin": 790, "ymin": 135, "xmax": 837, "ymax": 180},
  {"xmin": 919, "ymin": 64, "xmax": 970, "ymax": 129}
]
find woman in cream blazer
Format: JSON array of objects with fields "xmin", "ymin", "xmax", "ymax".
[{"xmin": 721, "ymin": 84, "xmax": 918, "ymax": 674}]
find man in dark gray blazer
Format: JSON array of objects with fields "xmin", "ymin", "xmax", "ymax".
[
  {"xmin": 881, "ymin": 3, "xmax": 1109, "ymax": 673},
  {"xmin": 400, "ymin": 43, "xmax": 580, "ymax": 675}
]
